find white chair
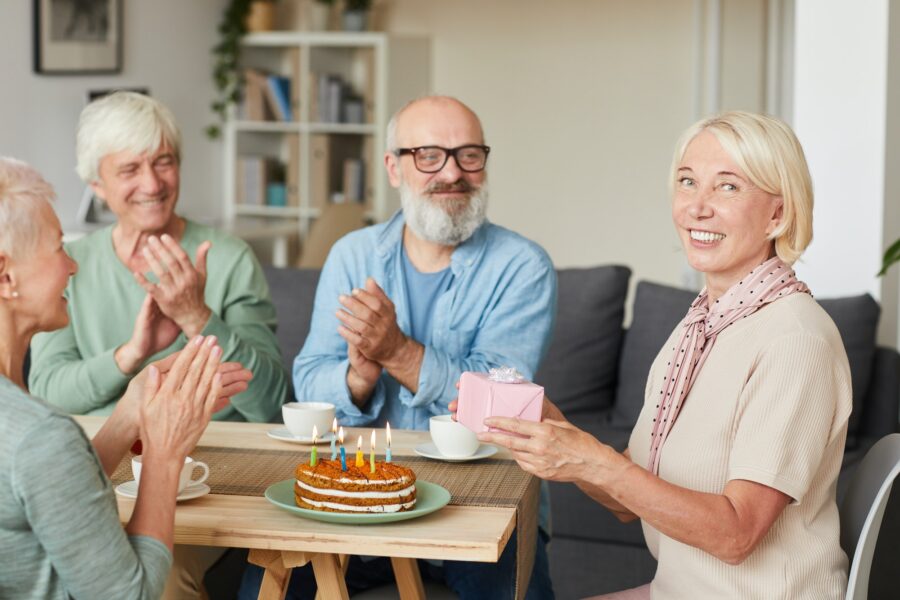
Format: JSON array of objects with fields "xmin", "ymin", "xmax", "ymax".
[{"xmin": 840, "ymin": 433, "xmax": 900, "ymax": 600}]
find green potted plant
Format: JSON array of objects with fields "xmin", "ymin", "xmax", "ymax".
[
  {"xmin": 342, "ymin": 0, "xmax": 371, "ymax": 31},
  {"xmin": 207, "ymin": 0, "xmax": 254, "ymax": 138}
]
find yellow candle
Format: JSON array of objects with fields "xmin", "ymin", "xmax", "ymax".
[
  {"xmin": 355, "ymin": 435, "xmax": 364, "ymax": 467},
  {"xmin": 370, "ymin": 430, "xmax": 376, "ymax": 473}
]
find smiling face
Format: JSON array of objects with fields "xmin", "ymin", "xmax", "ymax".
[
  {"xmin": 6, "ymin": 202, "xmax": 78, "ymax": 333},
  {"xmin": 672, "ymin": 131, "xmax": 784, "ymax": 298},
  {"xmin": 90, "ymin": 143, "xmax": 180, "ymax": 235}
]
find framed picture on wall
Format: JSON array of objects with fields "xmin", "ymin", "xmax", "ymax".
[{"xmin": 33, "ymin": 0, "xmax": 122, "ymax": 74}]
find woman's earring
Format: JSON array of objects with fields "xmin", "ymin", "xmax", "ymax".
[{"xmin": 11, "ymin": 291, "xmax": 18, "ymax": 298}]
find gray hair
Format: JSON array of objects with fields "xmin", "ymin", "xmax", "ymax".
[
  {"xmin": 76, "ymin": 91, "xmax": 182, "ymax": 183},
  {"xmin": 0, "ymin": 157, "xmax": 56, "ymax": 259},
  {"xmin": 385, "ymin": 95, "xmax": 484, "ymax": 152}
]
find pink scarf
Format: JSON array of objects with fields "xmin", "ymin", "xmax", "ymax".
[{"xmin": 646, "ymin": 256, "xmax": 810, "ymax": 475}]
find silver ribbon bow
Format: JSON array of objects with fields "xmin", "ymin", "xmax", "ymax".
[{"xmin": 488, "ymin": 366, "xmax": 525, "ymax": 384}]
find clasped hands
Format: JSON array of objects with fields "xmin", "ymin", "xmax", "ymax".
[
  {"xmin": 335, "ymin": 277, "xmax": 422, "ymax": 402},
  {"xmin": 116, "ymin": 234, "xmax": 213, "ymax": 374}
]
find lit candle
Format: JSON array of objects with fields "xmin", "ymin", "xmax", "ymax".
[
  {"xmin": 386, "ymin": 422, "xmax": 392, "ymax": 463},
  {"xmin": 310, "ymin": 425, "xmax": 318, "ymax": 467},
  {"xmin": 355, "ymin": 435, "xmax": 364, "ymax": 467},
  {"xmin": 339, "ymin": 426, "xmax": 347, "ymax": 471},
  {"xmin": 330, "ymin": 418, "xmax": 337, "ymax": 460},
  {"xmin": 370, "ymin": 430, "xmax": 376, "ymax": 474}
]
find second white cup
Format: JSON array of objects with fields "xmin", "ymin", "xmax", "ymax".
[
  {"xmin": 430, "ymin": 415, "xmax": 480, "ymax": 458},
  {"xmin": 132, "ymin": 455, "xmax": 210, "ymax": 493}
]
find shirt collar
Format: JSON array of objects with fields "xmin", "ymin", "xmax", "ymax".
[{"xmin": 376, "ymin": 210, "xmax": 489, "ymax": 276}]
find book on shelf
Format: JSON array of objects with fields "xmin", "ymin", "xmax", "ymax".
[
  {"xmin": 266, "ymin": 75, "xmax": 293, "ymax": 121},
  {"xmin": 241, "ymin": 68, "xmax": 294, "ymax": 122},
  {"xmin": 341, "ymin": 158, "xmax": 365, "ymax": 204},
  {"xmin": 237, "ymin": 156, "xmax": 286, "ymax": 206},
  {"xmin": 310, "ymin": 135, "xmax": 331, "ymax": 209}
]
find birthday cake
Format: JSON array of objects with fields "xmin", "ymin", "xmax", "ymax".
[{"xmin": 294, "ymin": 459, "xmax": 417, "ymax": 513}]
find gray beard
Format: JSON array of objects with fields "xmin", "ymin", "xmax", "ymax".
[{"xmin": 399, "ymin": 182, "xmax": 488, "ymax": 246}]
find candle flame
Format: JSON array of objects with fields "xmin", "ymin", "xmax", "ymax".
[
  {"xmin": 371, "ymin": 429, "xmax": 376, "ymax": 449},
  {"xmin": 357, "ymin": 435, "xmax": 363, "ymax": 450},
  {"xmin": 338, "ymin": 426, "xmax": 345, "ymax": 444},
  {"xmin": 386, "ymin": 422, "xmax": 392, "ymax": 446},
  {"xmin": 332, "ymin": 418, "xmax": 337, "ymax": 434},
  {"xmin": 312, "ymin": 424, "xmax": 318, "ymax": 443}
]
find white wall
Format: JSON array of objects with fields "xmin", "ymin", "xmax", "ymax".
[
  {"xmin": 792, "ymin": 1, "xmax": 888, "ymax": 299},
  {"xmin": 0, "ymin": 0, "xmax": 228, "ymax": 230}
]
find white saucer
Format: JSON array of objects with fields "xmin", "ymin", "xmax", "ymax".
[
  {"xmin": 267, "ymin": 427, "xmax": 337, "ymax": 444},
  {"xmin": 414, "ymin": 442, "xmax": 498, "ymax": 462},
  {"xmin": 115, "ymin": 480, "xmax": 211, "ymax": 502}
]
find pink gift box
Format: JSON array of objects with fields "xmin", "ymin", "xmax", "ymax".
[{"xmin": 456, "ymin": 370, "xmax": 544, "ymax": 434}]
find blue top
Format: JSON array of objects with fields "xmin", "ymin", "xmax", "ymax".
[
  {"xmin": 293, "ymin": 210, "xmax": 558, "ymax": 430},
  {"xmin": 401, "ymin": 245, "xmax": 455, "ymax": 348},
  {"xmin": 0, "ymin": 376, "xmax": 171, "ymax": 599}
]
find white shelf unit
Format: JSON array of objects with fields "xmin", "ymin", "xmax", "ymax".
[{"xmin": 223, "ymin": 32, "xmax": 430, "ymax": 266}]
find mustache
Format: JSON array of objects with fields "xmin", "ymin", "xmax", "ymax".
[{"xmin": 426, "ymin": 180, "xmax": 475, "ymax": 194}]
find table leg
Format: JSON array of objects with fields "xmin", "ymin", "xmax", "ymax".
[
  {"xmin": 391, "ymin": 557, "xmax": 425, "ymax": 600},
  {"xmin": 311, "ymin": 553, "xmax": 350, "ymax": 600},
  {"xmin": 314, "ymin": 555, "xmax": 349, "ymax": 600},
  {"xmin": 248, "ymin": 549, "xmax": 292, "ymax": 600}
]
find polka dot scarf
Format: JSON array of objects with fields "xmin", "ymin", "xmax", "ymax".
[{"xmin": 646, "ymin": 256, "xmax": 810, "ymax": 475}]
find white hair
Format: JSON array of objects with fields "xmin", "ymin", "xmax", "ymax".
[
  {"xmin": 76, "ymin": 91, "xmax": 182, "ymax": 183},
  {"xmin": 400, "ymin": 181, "xmax": 488, "ymax": 246},
  {"xmin": 0, "ymin": 157, "xmax": 56, "ymax": 259}
]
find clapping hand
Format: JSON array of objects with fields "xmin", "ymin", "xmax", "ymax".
[{"xmin": 336, "ymin": 278, "xmax": 408, "ymax": 366}]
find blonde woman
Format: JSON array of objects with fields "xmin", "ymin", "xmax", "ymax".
[{"xmin": 478, "ymin": 112, "xmax": 851, "ymax": 599}]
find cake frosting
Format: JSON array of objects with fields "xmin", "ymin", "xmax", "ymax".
[{"xmin": 294, "ymin": 459, "xmax": 417, "ymax": 513}]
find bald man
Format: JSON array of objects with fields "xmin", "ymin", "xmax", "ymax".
[{"xmin": 239, "ymin": 96, "xmax": 557, "ymax": 599}]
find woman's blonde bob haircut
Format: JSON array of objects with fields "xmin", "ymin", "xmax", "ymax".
[
  {"xmin": 669, "ymin": 111, "xmax": 813, "ymax": 265},
  {"xmin": 76, "ymin": 91, "xmax": 182, "ymax": 184}
]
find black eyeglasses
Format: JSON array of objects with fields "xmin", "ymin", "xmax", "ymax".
[{"xmin": 394, "ymin": 145, "xmax": 491, "ymax": 173}]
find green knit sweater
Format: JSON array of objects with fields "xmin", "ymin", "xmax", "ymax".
[{"xmin": 29, "ymin": 220, "xmax": 287, "ymax": 422}]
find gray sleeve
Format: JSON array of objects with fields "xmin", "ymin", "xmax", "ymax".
[{"xmin": 11, "ymin": 414, "xmax": 172, "ymax": 600}]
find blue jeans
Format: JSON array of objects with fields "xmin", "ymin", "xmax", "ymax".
[{"xmin": 237, "ymin": 530, "xmax": 554, "ymax": 600}]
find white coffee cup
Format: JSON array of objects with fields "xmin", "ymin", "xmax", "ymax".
[
  {"xmin": 282, "ymin": 401, "xmax": 336, "ymax": 438},
  {"xmin": 430, "ymin": 414, "xmax": 480, "ymax": 458},
  {"xmin": 132, "ymin": 455, "xmax": 210, "ymax": 493}
]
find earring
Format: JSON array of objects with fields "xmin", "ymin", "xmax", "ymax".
[{"xmin": 11, "ymin": 291, "xmax": 18, "ymax": 298}]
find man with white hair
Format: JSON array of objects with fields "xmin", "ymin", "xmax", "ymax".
[
  {"xmin": 29, "ymin": 91, "xmax": 287, "ymax": 600},
  {"xmin": 240, "ymin": 96, "xmax": 557, "ymax": 598}
]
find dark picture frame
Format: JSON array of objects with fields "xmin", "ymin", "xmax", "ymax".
[{"xmin": 33, "ymin": 0, "xmax": 122, "ymax": 74}]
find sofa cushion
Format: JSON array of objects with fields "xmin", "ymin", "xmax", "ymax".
[
  {"xmin": 612, "ymin": 281, "xmax": 695, "ymax": 428},
  {"xmin": 817, "ymin": 294, "xmax": 880, "ymax": 445},
  {"xmin": 535, "ymin": 266, "xmax": 631, "ymax": 415},
  {"xmin": 263, "ymin": 266, "xmax": 321, "ymax": 373}
]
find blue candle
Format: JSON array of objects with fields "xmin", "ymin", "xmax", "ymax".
[
  {"xmin": 330, "ymin": 418, "xmax": 337, "ymax": 460},
  {"xmin": 386, "ymin": 422, "xmax": 392, "ymax": 463},
  {"xmin": 339, "ymin": 426, "xmax": 347, "ymax": 471}
]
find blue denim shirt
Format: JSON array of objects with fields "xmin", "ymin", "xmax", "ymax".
[{"xmin": 293, "ymin": 210, "xmax": 557, "ymax": 430}]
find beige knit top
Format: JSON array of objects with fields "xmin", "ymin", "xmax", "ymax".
[{"xmin": 628, "ymin": 293, "xmax": 851, "ymax": 599}]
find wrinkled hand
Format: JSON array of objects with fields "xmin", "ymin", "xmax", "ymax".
[
  {"xmin": 139, "ymin": 335, "xmax": 223, "ymax": 461},
  {"xmin": 346, "ymin": 342, "xmax": 381, "ymax": 403},
  {"xmin": 336, "ymin": 278, "xmax": 409, "ymax": 366},
  {"xmin": 134, "ymin": 235, "xmax": 212, "ymax": 337},
  {"xmin": 115, "ymin": 293, "xmax": 181, "ymax": 374},
  {"xmin": 477, "ymin": 416, "xmax": 618, "ymax": 483}
]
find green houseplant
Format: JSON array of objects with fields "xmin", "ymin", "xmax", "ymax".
[{"xmin": 207, "ymin": 0, "xmax": 255, "ymax": 138}]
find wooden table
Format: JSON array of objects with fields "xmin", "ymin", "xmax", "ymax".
[{"xmin": 75, "ymin": 417, "xmax": 531, "ymax": 600}]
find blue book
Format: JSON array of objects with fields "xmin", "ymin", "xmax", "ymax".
[{"xmin": 266, "ymin": 75, "xmax": 293, "ymax": 121}]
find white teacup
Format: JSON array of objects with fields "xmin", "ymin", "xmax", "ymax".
[
  {"xmin": 430, "ymin": 414, "xmax": 480, "ymax": 458},
  {"xmin": 282, "ymin": 401, "xmax": 336, "ymax": 439},
  {"xmin": 132, "ymin": 455, "xmax": 210, "ymax": 493}
]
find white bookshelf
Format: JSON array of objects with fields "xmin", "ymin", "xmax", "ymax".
[{"xmin": 222, "ymin": 32, "xmax": 430, "ymax": 266}]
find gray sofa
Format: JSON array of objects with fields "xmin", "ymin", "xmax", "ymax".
[{"xmin": 257, "ymin": 264, "xmax": 900, "ymax": 600}]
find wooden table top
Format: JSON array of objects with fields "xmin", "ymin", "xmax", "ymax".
[{"xmin": 74, "ymin": 416, "xmax": 519, "ymax": 562}]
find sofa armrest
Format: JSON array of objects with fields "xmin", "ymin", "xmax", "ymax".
[{"xmin": 856, "ymin": 346, "xmax": 900, "ymax": 439}]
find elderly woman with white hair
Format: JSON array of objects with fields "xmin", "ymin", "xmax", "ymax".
[
  {"xmin": 478, "ymin": 112, "xmax": 852, "ymax": 599},
  {"xmin": 0, "ymin": 157, "xmax": 225, "ymax": 599}
]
